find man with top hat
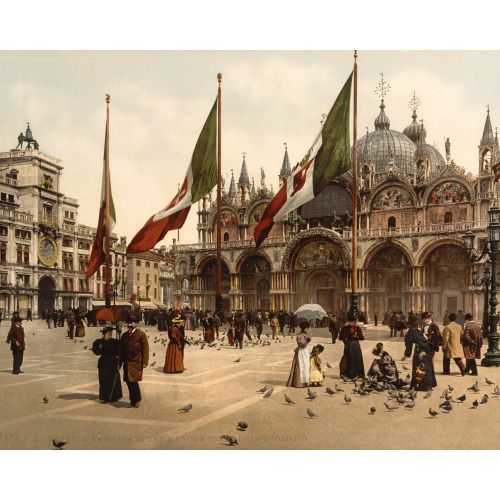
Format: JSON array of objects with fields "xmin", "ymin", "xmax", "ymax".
[
  {"xmin": 118, "ymin": 315, "xmax": 149, "ymax": 408},
  {"xmin": 421, "ymin": 311, "xmax": 442, "ymax": 364},
  {"xmin": 7, "ymin": 316, "xmax": 25, "ymax": 374},
  {"xmin": 91, "ymin": 326, "xmax": 122, "ymax": 403}
]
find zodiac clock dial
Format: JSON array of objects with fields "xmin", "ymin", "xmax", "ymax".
[{"xmin": 38, "ymin": 236, "xmax": 58, "ymax": 266}]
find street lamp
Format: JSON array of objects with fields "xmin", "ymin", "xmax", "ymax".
[
  {"xmin": 471, "ymin": 261, "xmax": 493, "ymax": 339},
  {"xmin": 463, "ymin": 205, "xmax": 500, "ymax": 367}
]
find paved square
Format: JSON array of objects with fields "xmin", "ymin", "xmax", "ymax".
[{"xmin": 1, "ymin": 320, "xmax": 500, "ymax": 449}]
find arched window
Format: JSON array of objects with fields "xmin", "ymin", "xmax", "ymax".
[
  {"xmin": 444, "ymin": 212, "xmax": 453, "ymax": 223},
  {"xmin": 388, "ymin": 216, "xmax": 396, "ymax": 229},
  {"xmin": 224, "ymin": 232, "xmax": 230, "ymax": 242},
  {"xmin": 0, "ymin": 242, "xmax": 6, "ymax": 262}
]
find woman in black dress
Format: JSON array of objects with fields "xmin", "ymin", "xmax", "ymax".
[
  {"xmin": 339, "ymin": 312, "xmax": 365, "ymax": 379},
  {"xmin": 401, "ymin": 320, "xmax": 437, "ymax": 391},
  {"xmin": 92, "ymin": 327, "xmax": 123, "ymax": 402}
]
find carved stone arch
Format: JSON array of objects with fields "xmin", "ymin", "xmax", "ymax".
[
  {"xmin": 417, "ymin": 237, "xmax": 465, "ymax": 267},
  {"xmin": 367, "ymin": 180, "xmax": 417, "ymax": 212},
  {"xmin": 235, "ymin": 250, "xmax": 273, "ymax": 273},
  {"xmin": 281, "ymin": 228, "xmax": 351, "ymax": 272},
  {"xmin": 196, "ymin": 254, "xmax": 232, "ymax": 274},
  {"xmin": 422, "ymin": 176, "xmax": 474, "ymax": 205},
  {"xmin": 363, "ymin": 241, "xmax": 414, "ymax": 268}
]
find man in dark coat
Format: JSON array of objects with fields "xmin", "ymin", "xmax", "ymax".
[
  {"xmin": 7, "ymin": 317, "xmax": 25, "ymax": 374},
  {"xmin": 329, "ymin": 313, "xmax": 340, "ymax": 344},
  {"xmin": 255, "ymin": 310, "xmax": 263, "ymax": 340},
  {"xmin": 118, "ymin": 315, "xmax": 149, "ymax": 408},
  {"xmin": 92, "ymin": 327, "xmax": 122, "ymax": 402},
  {"xmin": 389, "ymin": 312, "xmax": 398, "ymax": 337},
  {"xmin": 234, "ymin": 313, "xmax": 246, "ymax": 349},
  {"xmin": 462, "ymin": 313, "xmax": 483, "ymax": 376},
  {"xmin": 421, "ymin": 311, "xmax": 442, "ymax": 364}
]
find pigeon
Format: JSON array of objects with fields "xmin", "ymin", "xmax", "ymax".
[
  {"xmin": 480, "ymin": 394, "xmax": 489, "ymax": 404},
  {"xmin": 440, "ymin": 389, "xmax": 449, "ymax": 399},
  {"xmin": 485, "ymin": 377, "xmax": 495, "ymax": 386},
  {"xmin": 468, "ymin": 381, "xmax": 480, "ymax": 392},
  {"xmin": 335, "ymin": 384, "xmax": 344, "ymax": 393},
  {"xmin": 263, "ymin": 389, "xmax": 274, "ymax": 399},
  {"xmin": 405, "ymin": 402, "xmax": 416, "ymax": 410},
  {"xmin": 325, "ymin": 387, "xmax": 335, "ymax": 396},
  {"xmin": 307, "ymin": 388, "xmax": 318, "ymax": 399},
  {"xmin": 178, "ymin": 404, "xmax": 193, "ymax": 412},
  {"xmin": 424, "ymin": 390, "xmax": 432, "ymax": 399},
  {"xmin": 383, "ymin": 402, "xmax": 398, "ymax": 412},
  {"xmin": 429, "ymin": 408, "xmax": 438, "ymax": 418},
  {"xmin": 456, "ymin": 394, "xmax": 466, "ymax": 403},
  {"xmin": 79, "ymin": 340, "xmax": 84, "ymax": 343},
  {"xmin": 405, "ymin": 374, "xmax": 410, "ymax": 380},
  {"xmin": 150, "ymin": 361, "xmax": 156, "ymax": 367},
  {"xmin": 284, "ymin": 394, "xmax": 295, "ymax": 404},
  {"xmin": 257, "ymin": 386, "xmax": 268, "ymax": 393},
  {"xmin": 306, "ymin": 408, "xmax": 318, "ymax": 418},
  {"xmin": 493, "ymin": 385, "xmax": 500, "ymax": 396},
  {"xmin": 234, "ymin": 358, "xmax": 241, "ymax": 363},
  {"xmin": 236, "ymin": 421, "xmax": 248, "ymax": 431},
  {"xmin": 33, "ymin": 332, "xmax": 35, "ymax": 335},
  {"xmin": 83, "ymin": 346, "xmax": 88, "ymax": 350},
  {"xmin": 441, "ymin": 403, "xmax": 453, "ymax": 413},
  {"xmin": 43, "ymin": 395, "xmax": 49, "ymax": 404},
  {"xmin": 326, "ymin": 362, "xmax": 333, "ymax": 369},
  {"xmin": 344, "ymin": 394, "xmax": 352, "ymax": 404},
  {"xmin": 448, "ymin": 385, "xmax": 454, "ymax": 392},
  {"xmin": 402, "ymin": 364, "xmax": 410, "ymax": 370},
  {"xmin": 152, "ymin": 352, "xmax": 156, "ymax": 357},
  {"xmin": 472, "ymin": 400, "xmax": 479, "ymax": 409},
  {"xmin": 369, "ymin": 406, "xmax": 376, "ymax": 415},
  {"xmin": 220, "ymin": 435, "xmax": 238, "ymax": 446},
  {"xmin": 52, "ymin": 439, "xmax": 68, "ymax": 450}
]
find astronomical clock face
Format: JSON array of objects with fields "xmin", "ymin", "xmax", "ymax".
[{"xmin": 38, "ymin": 236, "xmax": 58, "ymax": 267}]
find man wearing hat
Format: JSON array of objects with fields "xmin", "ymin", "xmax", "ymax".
[
  {"xmin": 7, "ymin": 316, "xmax": 25, "ymax": 375},
  {"xmin": 118, "ymin": 315, "xmax": 149, "ymax": 408},
  {"xmin": 92, "ymin": 327, "xmax": 122, "ymax": 403},
  {"xmin": 421, "ymin": 312, "xmax": 442, "ymax": 364}
]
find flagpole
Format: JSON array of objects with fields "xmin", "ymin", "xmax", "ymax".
[
  {"xmin": 216, "ymin": 73, "xmax": 223, "ymax": 315},
  {"xmin": 350, "ymin": 51, "xmax": 358, "ymax": 316},
  {"xmin": 105, "ymin": 94, "xmax": 111, "ymax": 308}
]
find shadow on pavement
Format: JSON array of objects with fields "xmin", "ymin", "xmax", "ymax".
[{"xmin": 57, "ymin": 393, "xmax": 99, "ymax": 401}]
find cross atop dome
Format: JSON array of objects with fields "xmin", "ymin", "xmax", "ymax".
[
  {"xmin": 374, "ymin": 73, "xmax": 391, "ymax": 100},
  {"xmin": 409, "ymin": 91, "xmax": 421, "ymax": 113}
]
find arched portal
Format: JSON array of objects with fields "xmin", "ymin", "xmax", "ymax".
[{"xmin": 38, "ymin": 276, "xmax": 56, "ymax": 314}]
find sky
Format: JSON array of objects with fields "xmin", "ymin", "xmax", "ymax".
[{"xmin": 2, "ymin": 50, "xmax": 499, "ymax": 249}]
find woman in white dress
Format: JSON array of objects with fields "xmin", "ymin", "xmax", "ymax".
[{"xmin": 286, "ymin": 322, "xmax": 312, "ymax": 388}]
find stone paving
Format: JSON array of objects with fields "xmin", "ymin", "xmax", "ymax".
[{"xmin": 1, "ymin": 319, "xmax": 500, "ymax": 450}]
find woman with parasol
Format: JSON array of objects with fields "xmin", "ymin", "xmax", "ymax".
[{"xmin": 401, "ymin": 319, "xmax": 437, "ymax": 391}]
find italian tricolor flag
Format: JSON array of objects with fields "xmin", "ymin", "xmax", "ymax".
[
  {"xmin": 86, "ymin": 119, "xmax": 116, "ymax": 279},
  {"xmin": 254, "ymin": 72, "xmax": 353, "ymax": 248},
  {"xmin": 127, "ymin": 97, "xmax": 218, "ymax": 254}
]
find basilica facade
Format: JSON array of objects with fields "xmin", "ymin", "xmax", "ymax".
[{"xmin": 172, "ymin": 96, "xmax": 499, "ymax": 322}]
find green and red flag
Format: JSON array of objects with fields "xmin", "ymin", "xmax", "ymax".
[
  {"xmin": 254, "ymin": 72, "xmax": 353, "ymax": 247},
  {"xmin": 86, "ymin": 109, "xmax": 116, "ymax": 279},
  {"xmin": 127, "ymin": 97, "xmax": 218, "ymax": 254}
]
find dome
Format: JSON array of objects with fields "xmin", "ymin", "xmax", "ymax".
[
  {"xmin": 403, "ymin": 110, "xmax": 427, "ymax": 142},
  {"xmin": 352, "ymin": 99, "xmax": 417, "ymax": 175}
]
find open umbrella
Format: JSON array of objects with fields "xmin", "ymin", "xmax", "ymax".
[
  {"xmin": 294, "ymin": 303, "xmax": 328, "ymax": 322},
  {"xmin": 88, "ymin": 308, "xmax": 124, "ymax": 323}
]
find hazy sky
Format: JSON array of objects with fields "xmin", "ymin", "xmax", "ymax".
[{"xmin": 2, "ymin": 49, "xmax": 499, "ymax": 247}]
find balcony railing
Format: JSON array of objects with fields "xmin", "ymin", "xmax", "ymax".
[
  {"xmin": 173, "ymin": 236, "xmax": 291, "ymax": 252},
  {"xmin": 0, "ymin": 207, "xmax": 34, "ymax": 222}
]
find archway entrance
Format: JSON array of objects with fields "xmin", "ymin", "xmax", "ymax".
[{"xmin": 38, "ymin": 276, "xmax": 56, "ymax": 314}]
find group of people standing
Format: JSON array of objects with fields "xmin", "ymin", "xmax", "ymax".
[{"xmin": 285, "ymin": 309, "xmax": 485, "ymax": 393}]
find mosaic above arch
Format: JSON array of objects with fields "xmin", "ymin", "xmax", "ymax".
[
  {"xmin": 372, "ymin": 186, "xmax": 413, "ymax": 211},
  {"xmin": 293, "ymin": 240, "xmax": 344, "ymax": 270},
  {"xmin": 249, "ymin": 202, "xmax": 268, "ymax": 224},
  {"xmin": 221, "ymin": 209, "xmax": 238, "ymax": 227},
  {"xmin": 428, "ymin": 181, "xmax": 469, "ymax": 205}
]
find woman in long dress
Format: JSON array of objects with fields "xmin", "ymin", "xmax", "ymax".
[
  {"xmin": 339, "ymin": 312, "xmax": 365, "ymax": 379},
  {"xmin": 286, "ymin": 322, "xmax": 311, "ymax": 388},
  {"xmin": 163, "ymin": 318, "xmax": 185, "ymax": 373},
  {"xmin": 401, "ymin": 320, "xmax": 437, "ymax": 391},
  {"xmin": 91, "ymin": 327, "xmax": 123, "ymax": 402},
  {"xmin": 202, "ymin": 311, "xmax": 215, "ymax": 343}
]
